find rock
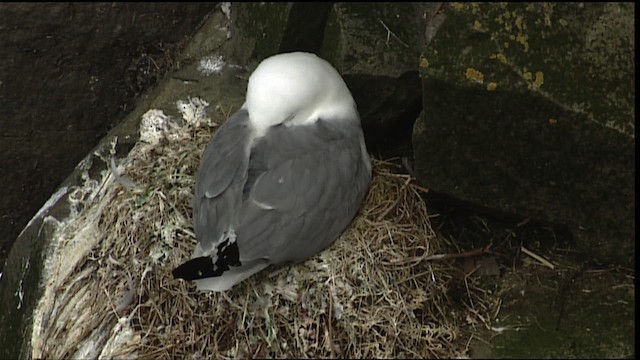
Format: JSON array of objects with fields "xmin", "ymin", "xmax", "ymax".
[
  {"xmin": 413, "ymin": 2, "xmax": 634, "ymax": 265},
  {"xmin": 0, "ymin": 3, "xmax": 217, "ymax": 273},
  {"xmin": 321, "ymin": 3, "xmax": 440, "ymax": 159},
  {"xmin": 232, "ymin": 3, "xmax": 333, "ymax": 64}
]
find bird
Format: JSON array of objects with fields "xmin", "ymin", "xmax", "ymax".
[{"xmin": 172, "ymin": 52, "xmax": 371, "ymax": 292}]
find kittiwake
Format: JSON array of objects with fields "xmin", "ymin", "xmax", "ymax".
[{"xmin": 172, "ymin": 52, "xmax": 371, "ymax": 292}]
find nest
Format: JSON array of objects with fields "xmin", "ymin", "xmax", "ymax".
[{"xmin": 31, "ymin": 99, "xmax": 488, "ymax": 359}]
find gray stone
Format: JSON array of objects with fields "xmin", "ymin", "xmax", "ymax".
[
  {"xmin": 232, "ymin": 3, "xmax": 333, "ymax": 64},
  {"xmin": 486, "ymin": 268, "xmax": 635, "ymax": 358},
  {"xmin": 0, "ymin": 2, "xmax": 217, "ymax": 273},
  {"xmin": 321, "ymin": 3, "xmax": 439, "ymax": 159},
  {"xmin": 413, "ymin": 2, "xmax": 634, "ymax": 265}
]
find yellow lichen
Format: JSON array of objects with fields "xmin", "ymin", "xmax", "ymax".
[
  {"xmin": 465, "ymin": 68, "xmax": 485, "ymax": 83},
  {"xmin": 419, "ymin": 57, "xmax": 429, "ymax": 69},
  {"xmin": 526, "ymin": 71, "xmax": 544, "ymax": 90},
  {"xmin": 559, "ymin": 18, "xmax": 568, "ymax": 26},
  {"xmin": 504, "ymin": 21, "xmax": 512, "ymax": 32},
  {"xmin": 490, "ymin": 53, "xmax": 508, "ymax": 64},
  {"xmin": 450, "ymin": 2, "xmax": 465, "ymax": 10},
  {"xmin": 515, "ymin": 16, "xmax": 524, "ymax": 31},
  {"xmin": 486, "ymin": 82, "xmax": 498, "ymax": 91},
  {"xmin": 548, "ymin": 118, "xmax": 558, "ymax": 125},
  {"xmin": 533, "ymin": 71, "xmax": 544, "ymax": 88},
  {"xmin": 473, "ymin": 20, "xmax": 484, "ymax": 31},
  {"xmin": 516, "ymin": 32, "xmax": 529, "ymax": 52}
]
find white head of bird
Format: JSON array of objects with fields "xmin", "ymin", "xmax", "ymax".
[{"xmin": 245, "ymin": 52, "xmax": 358, "ymax": 136}]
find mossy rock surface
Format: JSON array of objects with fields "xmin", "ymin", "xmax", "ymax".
[
  {"xmin": 321, "ymin": 2, "xmax": 437, "ymax": 159},
  {"xmin": 413, "ymin": 2, "xmax": 634, "ymax": 266}
]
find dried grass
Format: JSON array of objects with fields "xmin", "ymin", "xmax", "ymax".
[{"xmin": 36, "ymin": 109, "xmax": 490, "ymax": 359}]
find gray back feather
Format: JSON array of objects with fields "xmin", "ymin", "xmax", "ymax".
[
  {"xmin": 194, "ymin": 111, "xmax": 371, "ymax": 266},
  {"xmin": 238, "ymin": 118, "xmax": 370, "ymax": 263}
]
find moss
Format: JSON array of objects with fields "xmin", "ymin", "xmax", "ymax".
[{"xmin": 490, "ymin": 268, "xmax": 634, "ymax": 358}]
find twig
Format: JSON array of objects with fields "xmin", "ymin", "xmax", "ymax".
[
  {"xmin": 464, "ymin": 276, "xmax": 475, "ymax": 310},
  {"xmin": 378, "ymin": 19, "xmax": 410, "ymax": 48},
  {"xmin": 423, "ymin": 244, "xmax": 493, "ymax": 261},
  {"xmin": 493, "ymin": 298, "xmax": 502, "ymax": 320},
  {"xmin": 521, "ymin": 246, "xmax": 555, "ymax": 269},
  {"xmin": 327, "ymin": 286, "xmax": 335, "ymax": 358},
  {"xmin": 516, "ymin": 217, "xmax": 531, "ymax": 227},
  {"xmin": 377, "ymin": 177, "xmax": 410, "ymax": 221},
  {"xmin": 408, "ymin": 181, "xmax": 430, "ymax": 194}
]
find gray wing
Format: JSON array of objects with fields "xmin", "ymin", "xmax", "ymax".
[
  {"xmin": 175, "ymin": 112, "xmax": 370, "ymax": 283},
  {"xmin": 236, "ymin": 118, "xmax": 371, "ymax": 264},
  {"xmin": 193, "ymin": 109, "xmax": 252, "ymax": 255}
]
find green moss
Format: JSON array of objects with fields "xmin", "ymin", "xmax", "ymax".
[{"xmin": 490, "ymin": 268, "xmax": 634, "ymax": 358}]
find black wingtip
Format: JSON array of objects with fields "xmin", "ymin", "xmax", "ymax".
[
  {"xmin": 173, "ymin": 256, "xmax": 218, "ymax": 281},
  {"xmin": 172, "ymin": 239, "xmax": 242, "ymax": 281}
]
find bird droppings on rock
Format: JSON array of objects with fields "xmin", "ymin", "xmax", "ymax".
[{"xmin": 198, "ymin": 55, "xmax": 226, "ymax": 76}]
